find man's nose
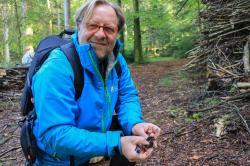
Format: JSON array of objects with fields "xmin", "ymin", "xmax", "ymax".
[{"xmin": 94, "ymin": 27, "xmax": 106, "ymax": 39}]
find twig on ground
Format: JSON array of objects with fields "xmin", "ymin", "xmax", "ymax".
[
  {"xmin": 200, "ymin": 154, "xmax": 219, "ymax": 166},
  {"xmin": 189, "ymin": 101, "xmax": 224, "ymax": 113},
  {"xmin": 224, "ymin": 101, "xmax": 250, "ymax": 135},
  {"xmin": 175, "ymin": 126, "xmax": 199, "ymax": 137},
  {"xmin": 0, "ymin": 136, "xmax": 12, "ymax": 146},
  {"xmin": 0, "ymin": 125, "xmax": 8, "ymax": 134},
  {"xmin": 0, "ymin": 146, "xmax": 21, "ymax": 158},
  {"xmin": 0, "ymin": 157, "xmax": 17, "ymax": 162}
]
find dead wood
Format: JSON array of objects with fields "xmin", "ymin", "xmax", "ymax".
[
  {"xmin": 0, "ymin": 67, "xmax": 28, "ymax": 90},
  {"xmin": 0, "ymin": 146, "xmax": 21, "ymax": 158},
  {"xmin": 243, "ymin": 39, "xmax": 250, "ymax": 73},
  {"xmin": 185, "ymin": 0, "xmax": 250, "ymax": 94}
]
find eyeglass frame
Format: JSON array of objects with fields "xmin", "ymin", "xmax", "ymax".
[{"xmin": 81, "ymin": 21, "xmax": 118, "ymax": 35}]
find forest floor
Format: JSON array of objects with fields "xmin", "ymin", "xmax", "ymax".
[{"xmin": 0, "ymin": 59, "xmax": 250, "ymax": 166}]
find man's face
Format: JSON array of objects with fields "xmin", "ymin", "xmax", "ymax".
[{"xmin": 78, "ymin": 5, "xmax": 118, "ymax": 59}]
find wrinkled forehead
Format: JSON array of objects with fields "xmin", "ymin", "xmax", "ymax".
[{"xmin": 85, "ymin": 4, "xmax": 118, "ymax": 25}]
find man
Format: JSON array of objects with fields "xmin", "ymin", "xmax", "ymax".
[{"xmin": 32, "ymin": 0, "xmax": 161, "ymax": 165}]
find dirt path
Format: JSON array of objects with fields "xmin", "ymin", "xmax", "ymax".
[
  {"xmin": 131, "ymin": 60, "xmax": 250, "ymax": 166},
  {"xmin": 0, "ymin": 59, "xmax": 249, "ymax": 166}
]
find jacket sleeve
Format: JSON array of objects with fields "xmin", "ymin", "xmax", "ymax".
[
  {"xmin": 32, "ymin": 49, "xmax": 121, "ymax": 159},
  {"xmin": 115, "ymin": 55, "xmax": 144, "ymax": 136}
]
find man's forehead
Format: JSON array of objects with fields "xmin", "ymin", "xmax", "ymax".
[{"xmin": 89, "ymin": 4, "xmax": 117, "ymax": 22}]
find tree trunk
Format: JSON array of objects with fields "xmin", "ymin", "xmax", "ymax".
[
  {"xmin": 56, "ymin": 0, "xmax": 61, "ymax": 32},
  {"xmin": 133, "ymin": 0, "xmax": 143, "ymax": 63},
  {"xmin": 14, "ymin": 0, "xmax": 23, "ymax": 57},
  {"xmin": 21, "ymin": 0, "xmax": 34, "ymax": 57},
  {"xmin": 22, "ymin": 0, "xmax": 27, "ymax": 17},
  {"xmin": 197, "ymin": 0, "xmax": 201, "ymax": 32},
  {"xmin": 47, "ymin": 0, "xmax": 53, "ymax": 34},
  {"xmin": 64, "ymin": 0, "xmax": 70, "ymax": 30},
  {"xmin": 117, "ymin": 0, "xmax": 125, "ymax": 56},
  {"xmin": 3, "ymin": 2, "xmax": 10, "ymax": 63}
]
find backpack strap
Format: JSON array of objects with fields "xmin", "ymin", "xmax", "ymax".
[
  {"xmin": 115, "ymin": 61, "xmax": 122, "ymax": 79},
  {"xmin": 60, "ymin": 42, "xmax": 84, "ymax": 100},
  {"xmin": 60, "ymin": 42, "xmax": 82, "ymax": 166}
]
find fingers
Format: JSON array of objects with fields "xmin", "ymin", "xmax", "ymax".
[
  {"xmin": 146, "ymin": 123, "xmax": 161, "ymax": 138},
  {"xmin": 144, "ymin": 147, "xmax": 153, "ymax": 158},
  {"xmin": 132, "ymin": 123, "xmax": 148, "ymax": 137},
  {"xmin": 121, "ymin": 136, "xmax": 155, "ymax": 163},
  {"xmin": 132, "ymin": 123, "xmax": 161, "ymax": 139},
  {"xmin": 132, "ymin": 147, "xmax": 153, "ymax": 162},
  {"xmin": 133, "ymin": 136, "xmax": 149, "ymax": 146}
]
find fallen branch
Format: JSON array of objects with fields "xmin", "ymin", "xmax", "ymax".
[
  {"xmin": 175, "ymin": 127, "xmax": 199, "ymax": 137},
  {"xmin": 236, "ymin": 82, "xmax": 250, "ymax": 88},
  {"xmin": 200, "ymin": 154, "xmax": 219, "ymax": 166},
  {"xmin": 225, "ymin": 101, "xmax": 250, "ymax": 135},
  {"xmin": 243, "ymin": 40, "xmax": 250, "ymax": 73},
  {"xmin": 0, "ymin": 157, "xmax": 17, "ymax": 162},
  {"xmin": 0, "ymin": 146, "xmax": 21, "ymax": 158},
  {"xmin": 221, "ymin": 90, "xmax": 250, "ymax": 101},
  {"xmin": 189, "ymin": 101, "xmax": 224, "ymax": 113},
  {"xmin": 0, "ymin": 136, "xmax": 12, "ymax": 146}
]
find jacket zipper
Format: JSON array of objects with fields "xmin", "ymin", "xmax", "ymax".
[
  {"xmin": 105, "ymin": 58, "xmax": 119, "ymax": 118},
  {"xmin": 88, "ymin": 50, "xmax": 118, "ymax": 132}
]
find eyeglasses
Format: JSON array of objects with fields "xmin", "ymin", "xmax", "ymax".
[{"xmin": 85, "ymin": 22, "xmax": 117, "ymax": 35}]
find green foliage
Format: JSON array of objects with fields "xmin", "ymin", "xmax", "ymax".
[
  {"xmin": 0, "ymin": 0, "xmax": 200, "ymax": 66},
  {"xmin": 145, "ymin": 56, "xmax": 176, "ymax": 63},
  {"xmin": 167, "ymin": 107, "xmax": 182, "ymax": 119},
  {"xmin": 203, "ymin": 98, "xmax": 221, "ymax": 106},
  {"xmin": 159, "ymin": 75, "xmax": 174, "ymax": 87},
  {"xmin": 159, "ymin": 70, "xmax": 194, "ymax": 87},
  {"xmin": 138, "ymin": 0, "xmax": 200, "ymax": 58},
  {"xmin": 178, "ymin": 71, "xmax": 191, "ymax": 81},
  {"xmin": 186, "ymin": 112, "xmax": 203, "ymax": 123}
]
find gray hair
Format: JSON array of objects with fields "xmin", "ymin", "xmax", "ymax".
[{"xmin": 76, "ymin": 0, "xmax": 125, "ymax": 32}]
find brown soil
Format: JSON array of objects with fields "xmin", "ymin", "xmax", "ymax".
[{"xmin": 0, "ymin": 59, "xmax": 249, "ymax": 166}]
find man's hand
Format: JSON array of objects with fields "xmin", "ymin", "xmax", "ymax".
[
  {"xmin": 132, "ymin": 123, "xmax": 161, "ymax": 150},
  {"xmin": 132, "ymin": 123, "xmax": 161, "ymax": 138},
  {"xmin": 120, "ymin": 136, "xmax": 153, "ymax": 162}
]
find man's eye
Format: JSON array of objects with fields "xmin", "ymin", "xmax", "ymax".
[
  {"xmin": 88, "ymin": 24, "xmax": 98, "ymax": 30},
  {"xmin": 104, "ymin": 27, "xmax": 115, "ymax": 33}
]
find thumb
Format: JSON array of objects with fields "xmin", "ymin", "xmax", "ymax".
[
  {"xmin": 134, "ymin": 136, "xmax": 149, "ymax": 146},
  {"xmin": 141, "ymin": 132, "xmax": 149, "ymax": 138},
  {"xmin": 136, "ymin": 128, "xmax": 148, "ymax": 138}
]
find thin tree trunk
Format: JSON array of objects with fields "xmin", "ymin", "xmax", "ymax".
[
  {"xmin": 197, "ymin": 0, "xmax": 201, "ymax": 32},
  {"xmin": 21, "ymin": 0, "xmax": 34, "ymax": 57},
  {"xmin": 64, "ymin": 0, "xmax": 70, "ymax": 30},
  {"xmin": 47, "ymin": 0, "xmax": 53, "ymax": 34},
  {"xmin": 56, "ymin": 0, "xmax": 61, "ymax": 32},
  {"xmin": 3, "ymin": 2, "xmax": 10, "ymax": 63},
  {"xmin": 14, "ymin": 0, "xmax": 23, "ymax": 57},
  {"xmin": 117, "ymin": 0, "xmax": 125, "ymax": 56},
  {"xmin": 133, "ymin": 0, "xmax": 143, "ymax": 63},
  {"xmin": 22, "ymin": 0, "xmax": 27, "ymax": 17}
]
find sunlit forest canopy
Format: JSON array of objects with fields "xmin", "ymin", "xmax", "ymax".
[{"xmin": 0, "ymin": 0, "xmax": 200, "ymax": 66}]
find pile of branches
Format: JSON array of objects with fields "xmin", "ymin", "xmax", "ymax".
[
  {"xmin": 185, "ymin": 0, "xmax": 250, "ymax": 134},
  {"xmin": 0, "ymin": 67, "xmax": 28, "ymax": 91},
  {"xmin": 185, "ymin": 0, "xmax": 250, "ymax": 91}
]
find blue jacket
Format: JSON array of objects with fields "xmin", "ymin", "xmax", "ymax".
[{"xmin": 32, "ymin": 33, "xmax": 144, "ymax": 165}]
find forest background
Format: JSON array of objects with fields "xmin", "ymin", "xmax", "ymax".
[
  {"xmin": 1, "ymin": 1, "xmax": 250, "ymax": 165},
  {"xmin": 0, "ymin": 0, "xmax": 200, "ymax": 67}
]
